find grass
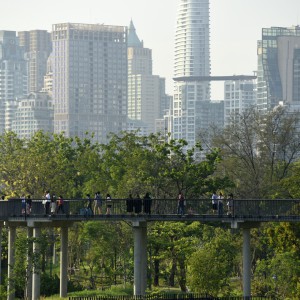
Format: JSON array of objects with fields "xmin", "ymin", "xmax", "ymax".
[{"xmin": 43, "ymin": 284, "xmax": 134, "ymax": 299}]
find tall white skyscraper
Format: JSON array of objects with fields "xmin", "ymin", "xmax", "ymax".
[
  {"xmin": 172, "ymin": 0, "xmax": 211, "ymax": 146},
  {"xmin": 52, "ymin": 23, "xmax": 128, "ymax": 143}
]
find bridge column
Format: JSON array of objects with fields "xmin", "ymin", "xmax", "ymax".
[
  {"xmin": 0, "ymin": 224, "xmax": 2, "ymax": 286},
  {"xmin": 26, "ymin": 227, "xmax": 33, "ymax": 300},
  {"xmin": 243, "ymin": 227, "xmax": 251, "ymax": 299},
  {"xmin": 32, "ymin": 226, "xmax": 41, "ymax": 300},
  {"xmin": 7, "ymin": 225, "xmax": 16, "ymax": 300},
  {"xmin": 60, "ymin": 226, "xmax": 68, "ymax": 298},
  {"xmin": 133, "ymin": 221, "xmax": 147, "ymax": 296}
]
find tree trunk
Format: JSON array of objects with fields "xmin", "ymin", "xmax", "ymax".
[
  {"xmin": 169, "ymin": 259, "xmax": 176, "ymax": 287},
  {"xmin": 154, "ymin": 258, "xmax": 160, "ymax": 286},
  {"xmin": 178, "ymin": 258, "xmax": 187, "ymax": 292}
]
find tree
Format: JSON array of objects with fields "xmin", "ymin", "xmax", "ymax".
[
  {"xmin": 253, "ymin": 252, "xmax": 300, "ymax": 299},
  {"xmin": 99, "ymin": 132, "xmax": 231, "ymax": 199},
  {"xmin": 149, "ymin": 221, "xmax": 204, "ymax": 291},
  {"xmin": 211, "ymin": 107, "xmax": 300, "ymax": 198},
  {"xmin": 187, "ymin": 228, "xmax": 240, "ymax": 296}
]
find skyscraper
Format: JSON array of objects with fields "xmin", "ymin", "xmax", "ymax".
[
  {"xmin": 257, "ymin": 26, "xmax": 300, "ymax": 112},
  {"xmin": 172, "ymin": 0, "xmax": 211, "ymax": 146},
  {"xmin": 127, "ymin": 20, "xmax": 170, "ymax": 134},
  {"xmin": 18, "ymin": 30, "xmax": 52, "ymax": 93},
  {"xmin": 11, "ymin": 92, "xmax": 53, "ymax": 139},
  {"xmin": 52, "ymin": 23, "xmax": 128, "ymax": 143},
  {"xmin": 224, "ymin": 80, "xmax": 257, "ymax": 125},
  {"xmin": 0, "ymin": 31, "xmax": 27, "ymax": 133}
]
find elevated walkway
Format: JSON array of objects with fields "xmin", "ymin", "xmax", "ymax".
[
  {"xmin": 1, "ymin": 198, "xmax": 298, "ymax": 300},
  {"xmin": 1, "ymin": 198, "xmax": 300, "ymax": 223}
]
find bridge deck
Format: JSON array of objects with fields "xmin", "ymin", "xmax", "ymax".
[{"xmin": 0, "ymin": 199, "xmax": 300, "ymax": 224}]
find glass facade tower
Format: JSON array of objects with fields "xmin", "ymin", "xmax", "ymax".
[{"xmin": 257, "ymin": 26, "xmax": 300, "ymax": 112}]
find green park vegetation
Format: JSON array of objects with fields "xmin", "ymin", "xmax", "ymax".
[{"xmin": 1, "ymin": 107, "xmax": 300, "ymax": 298}]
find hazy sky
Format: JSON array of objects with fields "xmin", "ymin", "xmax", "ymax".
[{"xmin": 1, "ymin": 0, "xmax": 300, "ymax": 98}]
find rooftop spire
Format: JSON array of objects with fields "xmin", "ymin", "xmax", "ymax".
[{"xmin": 128, "ymin": 19, "xmax": 143, "ymax": 47}]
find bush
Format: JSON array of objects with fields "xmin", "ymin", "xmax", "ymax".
[{"xmin": 41, "ymin": 274, "xmax": 60, "ymax": 296}]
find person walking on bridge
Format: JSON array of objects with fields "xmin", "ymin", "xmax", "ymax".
[
  {"xmin": 227, "ymin": 193, "xmax": 234, "ymax": 216},
  {"xmin": 211, "ymin": 192, "xmax": 218, "ymax": 215},
  {"xmin": 94, "ymin": 191, "xmax": 102, "ymax": 215},
  {"xmin": 218, "ymin": 192, "xmax": 224, "ymax": 216},
  {"xmin": 177, "ymin": 192, "xmax": 185, "ymax": 216},
  {"xmin": 56, "ymin": 195, "xmax": 65, "ymax": 214},
  {"xmin": 106, "ymin": 193, "xmax": 112, "ymax": 215},
  {"xmin": 143, "ymin": 192, "xmax": 152, "ymax": 215},
  {"xmin": 43, "ymin": 191, "xmax": 51, "ymax": 215}
]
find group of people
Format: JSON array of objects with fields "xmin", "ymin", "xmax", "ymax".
[
  {"xmin": 211, "ymin": 192, "xmax": 234, "ymax": 216},
  {"xmin": 17, "ymin": 190, "xmax": 234, "ymax": 217},
  {"xmin": 20, "ymin": 191, "xmax": 65, "ymax": 216},
  {"xmin": 126, "ymin": 193, "xmax": 152, "ymax": 215},
  {"xmin": 86, "ymin": 192, "xmax": 112, "ymax": 216},
  {"xmin": 42, "ymin": 191, "xmax": 65, "ymax": 215},
  {"xmin": 21, "ymin": 194, "xmax": 32, "ymax": 215}
]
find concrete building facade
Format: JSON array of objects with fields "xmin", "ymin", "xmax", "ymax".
[
  {"xmin": 11, "ymin": 92, "xmax": 53, "ymax": 139},
  {"xmin": 0, "ymin": 31, "xmax": 28, "ymax": 133},
  {"xmin": 127, "ymin": 21, "xmax": 170, "ymax": 134},
  {"xmin": 224, "ymin": 80, "xmax": 257, "ymax": 125},
  {"xmin": 18, "ymin": 30, "xmax": 52, "ymax": 93},
  {"xmin": 52, "ymin": 23, "xmax": 128, "ymax": 143}
]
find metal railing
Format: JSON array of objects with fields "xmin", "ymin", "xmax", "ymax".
[
  {"xmin": 69, "ymin": 294, "xmax": 275, "ymax": 300},
  {"xmin": 0, "ymin": 198, "xmax": 300, "ymax": 221}
]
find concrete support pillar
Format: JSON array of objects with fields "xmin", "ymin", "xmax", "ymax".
[
  {"xmin": 32, "ymin": 226, "xmax": 41, "ymax": 300},
  {"xmin": 26, "ymin": 227, "xmax": 33, "ymax": 300},
  {"xmin": 133, "ymin": 221, "xmax": 147, "ymax": 296},
  {"xmin": 7, "ymin": 225, "xmax": 16, "ymax": 300},
  {"xmin": 243, "ymin": 227, "xmax": 251, "ymax": 299},
  {"xmin": 60, "ymin": 226, "xmax": 68, "ymax": 298},
  {"xmin": 0, "ymin": 225, "xmax": 2, "ymax": 286}
]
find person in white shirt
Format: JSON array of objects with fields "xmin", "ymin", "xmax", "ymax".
[{"xmin": 211, "ymin": 192, "xmax": 218, "ymax": 214}]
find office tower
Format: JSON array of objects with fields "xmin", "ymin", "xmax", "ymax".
[
  {"xmin": 127, "ymin": 20, "xmax": 170, "ymax": 134},
  {"xmin": 42, "ymin": 53, "xmax": 53, "ymax": 96},
  {"xmin": 0, "ymin": 31, "xmax": 27, "ymax": 133},
  {"xmin": 257, "ymin": 26, "xmax": 300, "ymax": 112},
  {"xmin": 172, "ymin": 0, "xmax": 211, "ymax": 146},
  {"xmin": 52, "ymin": 23, "xmax": 127, "ymax": 143},
  {"xmin": 224, "ymin": 80, "xmax": 257, "ymax": 125},
  {"xmin": 11, "ymin": 92, "xmax": 53, "ymax": 139},
  {"xmin": 18, "ymin": 30, "xmax": 52, "ymax": 93}
]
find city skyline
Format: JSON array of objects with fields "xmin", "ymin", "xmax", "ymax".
[{"xmin": 1, "ymin": 0, "xmax": 300, "ymax": 99}]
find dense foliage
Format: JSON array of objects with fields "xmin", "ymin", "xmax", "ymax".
[{"xmin": 1, "ymin": 106, "xmax": 300, "ymax": 299}]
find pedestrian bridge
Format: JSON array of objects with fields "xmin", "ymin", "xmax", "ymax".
[
  {"xmin": 1, "ymin": 198, "xmax": 300, "ymax": 300},
  {"xmin": 1, "ymin": 198, "xmax": 300, "ymax": 223}
]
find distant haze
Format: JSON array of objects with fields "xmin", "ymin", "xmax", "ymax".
[{"xmin": 1, "ymin": 0, "xmax": 299, "ymax": 99}]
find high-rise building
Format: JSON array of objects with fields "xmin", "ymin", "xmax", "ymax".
[
  {"xmin": 0, "ymin": 31, "xmax": 27, "ymax": 133},
  {"xmin": 171, "ymin": 0, "xmax": 211, "ymax": 146},
  {"xmin": 42, "ymin": 53, "xmax": 53, "ymax": 96},
  {"xmin": 52, "ymin": 23, "xmax": 128, "ymax": 143},
  {"xmin": 11, "ymin": 92, "xmax": 53, "ymax": 139},
  {"xmin": 127, "ymin": 20, "xmax": 170, "ymax": 134},
  {"xmin": 224, "ymin": 80, "xmax": 257, "ymax": 125},
  {"xmin": 18, "ymin": 30, "xmax": 52, "ymax": 93},
  {"xmin": 257, "ymin": 26, "xmax": 300, "ymax": 112}
]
